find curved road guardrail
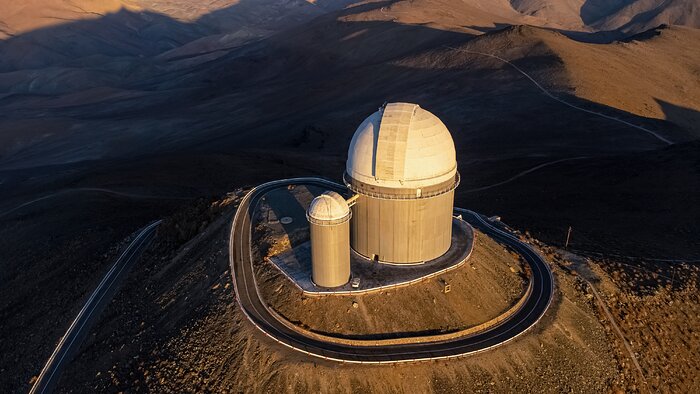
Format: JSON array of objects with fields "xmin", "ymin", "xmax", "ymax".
[{"xmin": 229, "ymin": 178, "xmax": 554, "ymax": 363}]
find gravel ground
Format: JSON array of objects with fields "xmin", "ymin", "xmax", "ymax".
[{"xmin": 54, "ymin": 197, "xmax": 628, "ymax": 393}]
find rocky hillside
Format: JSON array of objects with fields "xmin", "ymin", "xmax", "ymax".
[
  {"xmin": 511, "ymin": 0, "xmax": 699, "ymax": 32},
  {"xmin": 461, "ymin": 24, "xmax": 700, "ymax": 137},
  {"xmin": 3, "ymin": 6, "xmax": 699, "ymax": 169},
  {"xmin": 1, "ymin": 3, "xmax": 698, "ymax": 392}
]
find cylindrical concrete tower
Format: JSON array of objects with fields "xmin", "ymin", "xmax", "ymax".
[
  {"xmin": 345, "ymin": 102, "xmax": 459, "ymax": 264},
  {"xmin": 306, "ymin": 191, "xmax": 352, "ymax": 287}
]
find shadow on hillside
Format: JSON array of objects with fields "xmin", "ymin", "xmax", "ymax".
[
  {"xmin": 0, "ymin": 9, "xmax": 209, "ymax": 72},
  {"xmin": 463, "ymin": 22, "xmax": 511, "ymax": 33},
  {"xmin": 0, "ymin": 0, "xmax": 361, "ymax": 72},
  {"xmin": 0, "ymin": 1, "xmax": 695, "ymax": 174},
  {"xmin": 0, "ymin": 7, "xmax": 693, "ymax": 170},
  {"xmin": 655, "ymin": 98, "xmax": 700, "ymax": 139},
  {"xmin": 1, "ymin": 5, "xmax": 700, "ymax": 392},
  {"xmin": 579, "ymin": 0, "xmax": 634, "ymax": 26},
  {"xmin": 0, "ymin": 0, "xmax": 697, "ymax": 293}
]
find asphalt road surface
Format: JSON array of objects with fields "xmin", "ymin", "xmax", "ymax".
[
  {"xmin": 30, "ymin": 220, "xmax": 161, "ymax": 394},
  {"xmin": 229, "ymin": 177, "xmax": 554, "ymax": 363}
]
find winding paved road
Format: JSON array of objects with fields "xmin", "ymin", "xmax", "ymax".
[
  {"xmin": 229, "ymin": 178, "xmax": 554, "ymax": 363},
  {"xmin": 30, "ymin": 220, "xmax": 161, "ymax": 394}
]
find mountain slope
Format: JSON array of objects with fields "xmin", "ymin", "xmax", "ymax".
[
  {"xmin": 0, "ymin": 0, "xmax": 354, "ymax": 38},
  {"xmin": 0, "ymin": 0, "xmax": 135, "ymax": 38},
  {"xmin": 547, "ymin": 25, "xmax": 700, "ymax": 137},
  {"xmin": 460, "ymin": 140, "xmax": 700, "ymax": 258},
  {"xmin": 509, "ymin": 0, "xmax": 700, "ymax": 33},
  {"xmin": 595, "ymin": 0, "xmax": 700, "ymax": 33},
  {"xmin": 464, "ymin": 24, "xmax": 700, "ymax": 137},
  {"xmin": 2, "ymin": 3, "xmax": 699, "ymax": 169}
]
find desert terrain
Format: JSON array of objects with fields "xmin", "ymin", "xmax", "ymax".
[
  {"xmin": 1, "ymin": 0, "xmax": 699, "ymax": 392},
  {"xmin": 38, "ymin": 194, "xmax": 698, "ymax": 393},
  {"xmin": 256, "ymin": 225, "xmax": 527, "ymax": 337}
]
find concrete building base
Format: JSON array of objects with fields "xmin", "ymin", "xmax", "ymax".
[{"xmin": 267, "ymin": 218, "xmax": 474, "ymax": 295}]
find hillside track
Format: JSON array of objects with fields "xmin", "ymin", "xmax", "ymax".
[{"xmin": 444, "ymin": 45, "xmax": 674, "ymax": 145}]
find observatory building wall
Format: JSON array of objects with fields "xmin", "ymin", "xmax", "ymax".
[
  {"xmin": 344, "ymin": 102, "xmax": 460, "ymax": 265},
  {"xmin": 346, "ymin": 173, "xmax": 457, "ymax": 264}
]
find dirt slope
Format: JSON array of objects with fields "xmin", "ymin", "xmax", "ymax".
[
  {"xmin": 510, "ymin": 0, "xmax": 700, "ymax": 32},
  {"xmin": 595, "ymin": 0, "xmax": 700, "ymax": 33},
  {"xmin": 5, "ymin": 16, "xmax": 699, "ymax": 169},
  {"xmin": 1, "ymin": 1, "xmax": 698, "ymax": 169},
  {"xmin": 0, "ymin": 0, "xmax": 355, "ymax": 71},
  {"xmin": 0, "ymin": 0, "xmax": 130, "ymax": 38},
  {"xmin": 0, "ymin": 0, "xmax": 354, "ymax": 38},
  {"xmin": 49, "ymin": 200, "xmax": 620, "ymax": 393},
  {"xmin": 256, "ymin": 229, "xmax": 526, "ymax": 337},
  {"xmin": 510, "ymin": 0, "xmax": 598, "ymax": 30},
  {"xmin": 459, "ymin": 140, "xmax": 700, "ymax": 259},
  {"xmin": 548, "ymin": 25, "xmax": 700, "ymax": 136},
  {"xmin": 462, "ymin": 24, "xmax": 700, "ymax": 137}
]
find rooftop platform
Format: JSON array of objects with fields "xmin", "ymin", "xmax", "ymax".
[{"xmin": 253, "ymin": 184, "xmax": 474, "ymax": 295}]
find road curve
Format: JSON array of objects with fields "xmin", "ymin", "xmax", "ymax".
[
  {"xmin": 228, "ymin": 178, "xmax": 554, "ymax": 363},
  {"xmin": 30, "ymin": 220, "xmax": 161, "ymax": 394}
]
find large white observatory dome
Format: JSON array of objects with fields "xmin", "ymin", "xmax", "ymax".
[
  {"xmin": 346, "ymin": 102, "xmax": 457, "ymax": 190},
  {"xmin": 343, "ymin": 102, "xmax": 459, "ymax": 264}
]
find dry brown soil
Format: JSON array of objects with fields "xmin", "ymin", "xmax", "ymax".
[
  {"xmin": 255, "ymin": 228, "xmax": 527, "ymax": 337},
  {"xmin": 51, "ymin": 197, "xmax": 624, "ymax": 393}
]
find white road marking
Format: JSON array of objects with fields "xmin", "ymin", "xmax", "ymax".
[{"xmin": 30, "ymin": 220, "xmax": 161, "ymax": 394}]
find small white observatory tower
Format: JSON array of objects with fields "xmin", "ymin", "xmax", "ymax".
[{"xmin": 306, "ymin": 191, "xmax": 352, "ymax": 287}]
